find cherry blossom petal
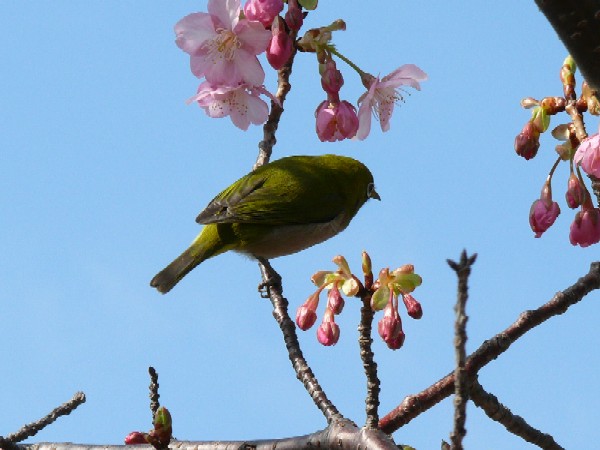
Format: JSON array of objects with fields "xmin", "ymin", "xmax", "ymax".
[
  {"xmin": 208, "ymin": 0, "xmax": 240, "ymax": 30},
  {"xmin": 233, "ymin": 49, "xmax": 266, "ymax": 85},
  {"xmin": 382, "ymin": 64, "xmax": 428, "ymax": 90},
  {"xmin": 235, "ymin": 18, "xmax": 273, "ymax": 54},
  {"xmin": 174, "ymin": 13, "xmax": 215, "ymax": 55}
]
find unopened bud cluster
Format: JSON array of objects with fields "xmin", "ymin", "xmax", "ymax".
[
  {"xmin": 514, "ymin": 55, "xmax": 600, "ymax": 247},
  {"xmin": 124, "ymin": 407, "xmax": 172, "ymax": 447},
  {"xmin": 296, "ymin": 252, "xmax": 423, "ymax": 350}
]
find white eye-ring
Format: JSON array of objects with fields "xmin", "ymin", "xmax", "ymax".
[{"xmin": 366, "ymin": 182, "xmax": 380, "ymax": 200}]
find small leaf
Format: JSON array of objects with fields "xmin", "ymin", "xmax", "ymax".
[
  {"xmin": 298, "ymin": 0, "xmax": 318, "ymax": 10},
  {"xmin": 341, "ymin": 277, "xmax": 359, "ymax": 296},
  {"xmin": 371, "ymin": 285, "xmax": 390, "ymax": 311},
  {"xmin": 311, "ymin": 270, "xmax": 333, "ymax": 287}
]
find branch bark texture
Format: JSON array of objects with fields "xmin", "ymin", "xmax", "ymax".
[
  {"xmin": 379, "ymin": 261, "xmax": 600, "ymax": 433},
  {"xmin": 535, "ymin": 0, "xmax": 600, "ymax": 89}
]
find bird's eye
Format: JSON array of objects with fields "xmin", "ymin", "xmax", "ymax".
[
  {"xmin": 367, "ymin": 183, "xmax": 375, "ymax": 197},
  {"xmin": 366, "ymin": 182, "xmax": 380, "ymax": 200}
]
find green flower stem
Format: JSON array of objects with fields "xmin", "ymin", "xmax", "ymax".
[{"xmin": 329, "ymin": 47, "xmax": 366, "ymax": 78}]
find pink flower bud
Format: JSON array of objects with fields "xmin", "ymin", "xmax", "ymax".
[
  {"xmin": 244, "ymin": 0, "xmax": 284, "ymax": 28},
  {"xmin": 266, "ymin": 16, "xmax": 293, "ymax": 70},
  {"xmin": 284, "ymin": 0, "xmax": 304, "ymax": 31},
  {"xmin": 125, "ymin": 432, "xmax": 148, "ymax": 445},
  {"xmin": 327, "ymin": 284, "xmax": 345, "ymax": 314},
  {"xmin": 321, "ymin": 60, "xmax": 344, "ymax": 96},
  {"xmin": 529, "ymin": 182, "xmax": 560, "ymax": 238},
  {"xmin": 402, "ymin": 293, "xmax": 423, "ymax": 319},
  {"xmin": 569, "ymin": 206, "xmax": 600, "ymax": 247},
  {"xmin": 317, "ymin": 309, "xmax": 340, "ymax": 346},
  {"xmin": 515, "ymin": 121, "xmax": 541, "ymax": 160},
  {"xmin": 378, "ymin": 315, "xmax": 402, "ymax": 343},
  {"xmin": 565, "ymin": 172, "xmax": 585, "ymax": 209},
  {"xmin": 296, "ymin": 291, "xmax": 320, "ymax": 330},
  {"xmin": 315, "ymin": 100, "xmax": 359, "ymax": 142},
  {"xmin": 296, "ymin": 305, "xmax": 317, "ymax": 330},
  {"xmin": 378, "ymin": 299, "xmax": 403, "ymax": 348}
]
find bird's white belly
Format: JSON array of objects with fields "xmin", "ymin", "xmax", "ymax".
[{"xmin": 240, "ymin": 214, "xmax": 349, "ymax": 259}]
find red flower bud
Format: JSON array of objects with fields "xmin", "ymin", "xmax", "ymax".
[
  {"xmin": 284, "ymin": 0, "xmax": 304, "ymax": 31},
  {"xmin": 327, "ymin": 284, "xmax": 345, "ymax": 314},
  {"xmin": 266, "ymin": 16, "xmax": 293, "ymax": 70},
  {"xmin": 317, "ymin": 308, "xmax": 340, "ymax": 346},
  {"xmin": 402, "ymin": 293, "xmax": 423, "ymax": 319},
  {"xmin": 515, "ymin": 121, "xmax": 540, "ymax": 160},
  {"xmin": 566, "ymin": 172, "xmax": 585, "ymax": 209},
  {"xmin": 124, "ymin": 432, "xmax": 148, "ymax": 445},
  {"xmin": 321, "ymin": 60, "xmax": 344, "ymax": 96},
  {"xmin": 529, "ymin": 182, "xmax": 560, "ymax": 238}
]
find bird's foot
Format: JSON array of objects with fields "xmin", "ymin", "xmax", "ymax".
[{"xmin": 257, "ymin": 258, "xmax": 282, "ymax": 298}]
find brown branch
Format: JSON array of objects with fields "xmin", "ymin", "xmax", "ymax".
[
  {"xmin": 447, "ymin": 251, "xmax": 477, "ymax": 449},
  {"xmin": 379, "ymin": 261, "xmax": 600, "ymax": 434},
  {"xmin": 13, "ymin": 420, "xmax": 399, "ymax": 450},
  {"xmin": 257, "ymin": 258, "xmax": 343, "ymax": 423},
  {"xmin": 469, "ymin": 377, "xmax": 564, "ymax": 450},
  {"xmin": 253, "ymin": 29, "xmax": 299, "ymax": 170},
  {"xmin": 148, "ymin": 366, "xmax": 160, "ymax": 418},
  {"xmin": 3, "ymin": 392, "xmax": 86, "ymax": 445},
  {"xmin": 535, "ymin": 0, "xmax": 600, "ymax": 90},
  {"xmin": 358, "ymin": 293, "xmax": 380, "ymax": 428}
]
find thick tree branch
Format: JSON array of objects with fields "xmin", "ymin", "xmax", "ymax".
[
  {"xmin": 469, "ymin": 377, "xmax": 564, "ymax": 450},
  {"xmin": 13, "ymin": 419, "xmax": 399, "ymax": 450},
  {"xmin": 379, "ymin": 261, "xmax": 600, "ymax": 433},
  {"xmin": 535, "ymin": 0, "xmax": 600, "ymax": 89}
]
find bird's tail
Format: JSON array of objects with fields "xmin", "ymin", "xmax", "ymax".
[
  {"xmin": 150, "ymin": 246, "xmax": 202, "ymax": 294},
  {"xmin": 150, "ymin": 225, "xmax": 228, "ymax": 294}
]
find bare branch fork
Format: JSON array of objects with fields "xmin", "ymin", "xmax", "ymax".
[
  {"xmin": 447, "ymin": 250, "xmax": 477, "ymax": 450},
  {"xmin": 379, "ymin": 261, "xmax": 600, "ymax": 435},
  {"xmin": 0, "ymin": 392, "xmax": 86, "ymax": 450}
]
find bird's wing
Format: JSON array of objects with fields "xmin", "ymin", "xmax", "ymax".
[{"xmin": 196, "ymin": 172, "xmax": 345, "ymax": 225}]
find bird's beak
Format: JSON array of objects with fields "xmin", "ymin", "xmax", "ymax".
[{"xmin": 370, "ymin": 189, "xmax": 381, "ymax": 201}]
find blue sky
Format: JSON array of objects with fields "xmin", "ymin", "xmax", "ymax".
[{"xmin": 2, "ymin": 2, "xmax": 599, "ymax": 448}]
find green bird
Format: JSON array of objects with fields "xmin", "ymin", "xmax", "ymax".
[{"xmin": 150, "ymin": 154, "xmax": 380, "ymax": 294}]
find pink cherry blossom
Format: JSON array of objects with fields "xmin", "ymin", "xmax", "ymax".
[
  {"xmin": 174, "ymin": 0, "xmax": 271, "ymax": 86},
  {"xmin": 315, "ymin": 100, "xmax": 359, "ymax": 142},
  {"xmin": 243, "ymin": 0, "xmax": 283, "ymax": 28},
  {"xmin": 569, "ymin": 207, "xmax": 600, "ymax": 247},
  {"xmin": 356, "ymin": 64, "xmax": 427, "ymax": 140},
  {"xmin": 188, "ymin": 82, "xmax": 276, "ymax": 130},
  {"xmin": 574, "ymin": 125, "xmax": 600, "ymax": 178}
]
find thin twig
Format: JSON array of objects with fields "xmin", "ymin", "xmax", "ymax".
[
  {"xmin": 4, "ymin": 392, "xmax": 86, "ymax": 444},
  {"xmin": 148, "ymin": 366, "xmax": 160, "ymax": 418},
  {"xmin": 257, "ymin": 258, "xmax": 343, "ymax": 423},
  {"xmin": 447, "ymin": 251, "xmax": 477, "ymax": 449},
  {"xmin": 379, "ymin": 261, "xmax": 600, "ymax": 433},
  {"xmin": 358, "ymin": 292, "xmax": 380, "ymax": 428},
  {"xmin": 470, "ymin": 377, "xmax": 564, "ymax": 450}
]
